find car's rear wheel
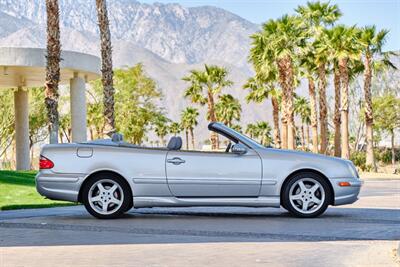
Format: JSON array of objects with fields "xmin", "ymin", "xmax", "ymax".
[
  {"xmin": 82, "ymin": 174, "xmax": 132, "ymax": 219},
  {"xmin": 282, "ymin": 172, "xmax": 331, "ymax": 218}
]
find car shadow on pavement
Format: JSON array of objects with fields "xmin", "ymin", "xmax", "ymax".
[{"xmin": 1, "ymin": 206, "xmax": 399, "ymax": 247}]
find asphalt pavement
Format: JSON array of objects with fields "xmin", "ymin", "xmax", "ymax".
[{"xmin": 0, "ymin": 179, "xmax": 399, "ymax": 267}]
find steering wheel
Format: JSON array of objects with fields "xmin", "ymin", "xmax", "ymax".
[{"xmin": 225, "ymin": 142, "xmax": 232, "ymax": 152}]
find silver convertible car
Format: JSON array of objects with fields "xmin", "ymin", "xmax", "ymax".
[{"xmin": 36, "ymin": 122, "xmax": 362, "ymax": 219}]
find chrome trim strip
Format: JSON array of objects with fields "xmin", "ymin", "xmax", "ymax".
[
  {"xmin": 167, "ymin": 178, "xmax": 261, "ymax": 185},
  {"xmin": 262, "ymin": 179, "xmax": 277, "ymax": 185},
  {"xmin": 133, "ymin": 196, "xmax": 280, "ymax": 208},
  {"xmin": 133, "ymin": 178, "xmax": 166, "ymax": 184},
  {"xmin": 37, "ymin": 177, "xmax": 79, "ymax": 183}
]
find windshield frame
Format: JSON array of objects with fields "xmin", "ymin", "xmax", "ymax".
[{"xmin": 208, "ymin": 122, "xmax": 265, "ymax": 150}]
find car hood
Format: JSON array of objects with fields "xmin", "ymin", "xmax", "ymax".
[{"xmin": 259, "ymin": 147, "xmax": 351, "ymax": 164}]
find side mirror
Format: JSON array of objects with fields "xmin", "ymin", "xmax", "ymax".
[{"xmin": 231, "ymin": 143, "xmax": 247, "ymax": 155}]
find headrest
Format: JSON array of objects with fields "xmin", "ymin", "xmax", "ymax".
[
  {"xmin": 167, "ymin": 136, "xmax": 182, "ymax": 150},
  {"xmin": 111, "ymin": 133, "xmax": 124, "ymax": 142}
]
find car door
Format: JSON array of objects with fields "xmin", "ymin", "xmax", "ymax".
[{"xmin": 166, "ymin": 146, "xmax": 262, "ymax": 197}]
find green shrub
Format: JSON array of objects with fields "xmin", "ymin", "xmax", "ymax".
[
  {"xmin": 350, "ymin": 151, "xmax": 367, "ymax": 171},
  {"xmin": 379, "ymin": 150, "xmax": 392, "ymax": 164}
]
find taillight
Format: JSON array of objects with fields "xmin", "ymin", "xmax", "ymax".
[{"xmin": 39, "ymin": 155, "xmax": 54, "ymax": 169}]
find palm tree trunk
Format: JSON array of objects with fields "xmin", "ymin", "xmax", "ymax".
[
  {"xmin": 339, "ymin": 58, "xmax": 350, "ymax": 159},
  {"xmin": 318, "ymin": 63, "xmax": 328, "ymax": 154},
  {"xmin": 185, "ymin": 129, "xmax": 189, "ymax": 150},
  {"xmin": 305, "ymin": 124, "xmax": 310, "ymax": 150},
  {"xmin": 308, "ymin": 77, "xmax": 318, "ymax": 153},
  {"xmin": 96, "ymin": 0, "xmax": 116, "ymax": 137},
  {"xmin": 391, "ymin": 129, "xmax": 395, "ymax": 166},
  {"xmin": 160, "ymin": 137, "xmax": 165, "ymax": 147},
  {"xmin": 207, "ymin": 89, "xmax": 218, "ymax": 150},
  {"xmin": 277, "ymin": 56, "xmax": 295, "ymax": 149},
  {"xmin": 271, "ymin": 97, "xmax": 281, "ymax": 148},
  {"xmin": 45, "ymin": 0, "xmax": 61, "ymax": 144},
  {"xmin": 334, "ymin": 66, "xmax": 341, "ymax": 157},
  {"xmin": 89, "ymin": 128, "xmax": 94, "ymax": 140},
  {"xmin": 190, "ymin": 128, "xmax": 195, "ymax": 150},
  {"xmin": 363, "ymin": 51, "xmax": 377, "ymax": 171}
]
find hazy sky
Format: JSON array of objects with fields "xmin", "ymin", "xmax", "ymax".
[{"xmin": 139, "ymin": 0, "xmax": 400, "ymax": 52}]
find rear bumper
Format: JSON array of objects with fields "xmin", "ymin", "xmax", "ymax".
[
  {"xmin": 35, "ymin": 170, "xmax": 84, "ymax": 202},
  {"xmin": 331, "ymin": 177, "xmax": 363, "ymax": 206}
]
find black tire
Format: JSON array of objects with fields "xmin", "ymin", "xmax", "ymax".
[
  {"xmin": 282, "ymin": 172, "xmax": 331, "ymax": 218},
  {"xmin": 82, "ymin": 173, "xmax": 132, "ymax": 219}
]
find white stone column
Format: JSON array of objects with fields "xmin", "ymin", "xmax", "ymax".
[
  {"xmin": 14, "ymin": 87, "xmax": 30, "ymax": 170},
  {"xmin": 70, "ymin": 72, "xmax": 87, "ymax": 142}
]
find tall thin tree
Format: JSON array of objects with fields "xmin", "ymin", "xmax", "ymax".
[
  {"xmin": 96, "ymin": 0, "xmax": 116, "ymax": 136},
  {"xmin": 296, "ymin": 1, "xmax": 342, "ymax": 154},
  {"xmin": 45, "ymin": 0, "xmax": 61, "ymax": 144},
  {"xmin": 183, "ymin": 65, "xmax": 233, "ymax": 150},
  {"xmin": 328, "ymin": 25, "xmax": 361, "ymax": 159},
  {"xmin": 249, "ymin": 15, "xmax": 304, "ymax": 149},
  {"xmin": 360, "ymin": 26, "xmax": 392, "ymax": 171}
]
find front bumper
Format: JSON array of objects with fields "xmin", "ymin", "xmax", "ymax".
[
  {"xmin": 331, "ymin": 177, "xmax": 363, "ymax": 206},
  {"xmin": 35, "ymin": 170, "xmax": 84, "ymax": 202}
]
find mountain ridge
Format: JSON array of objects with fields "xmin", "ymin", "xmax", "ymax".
[{"xmin": 0, "ymin": 0, "xmax": 270, "ymax": 141}]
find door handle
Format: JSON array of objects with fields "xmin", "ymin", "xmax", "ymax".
[{"xmin": 167, "ymin": 157, "xmax": 185, "ymax": 165}]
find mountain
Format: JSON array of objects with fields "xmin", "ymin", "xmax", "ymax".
[
  {"xmin": 0, "ymin": 0, "xmax": 258, "ymax": 69},
  {"xmin": 0, "ymin": 0, "xmax": 273, "ymax": 141}
]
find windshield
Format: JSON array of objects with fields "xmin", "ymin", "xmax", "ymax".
[
  {"xmin": 228, "ymin": 127, "xmax": 266, "ymax": 149},
  {"xmin": 210, "ymin": 122, "xmax": 266, "ymax": 149}
]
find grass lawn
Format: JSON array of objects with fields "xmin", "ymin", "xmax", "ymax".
[{"xmin": 0, "ymin": 170, "xmax": 75, "ymax": 210}]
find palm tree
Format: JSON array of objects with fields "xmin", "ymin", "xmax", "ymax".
[
  {"xmin": 45, "ymin": 0, "xmax": 61, "ymax": 144},
  {"xmin": 181, "ymin": 107, "xmax": 199, "ymax": 149},
  {"xmin": 245, "ymin": 123, "xmax": 258, "ymax": 139},
  {"xmin": 244, "ymin": 76, "xmax": 282, "ymax": 148},
  {"xmin": 154, "ymin": 114, "xmax": 170, "ymax": 146},
  {"xmin": 96, "ymin": 0, "xmax": 115, "ymax": 136},
  {"xmin": 294, "ymin": 96, "xmax": 311, "ymax": 150},
  {"xmin": 250, "ymin": 15, "xmax": 305, "ymax": 150},
  {"xmin": 215, "ymin": 94, "xmax": 241, "ymax": 127},
  {"xmin": 359, "ymin": 26, "xmax": 391, "ymax": 171},
  {"xmin": 183, "ymin": 65, "xmax": 233, "ymax": 149},
  {"xmin": 327, "ymin": 25, "xmax": 361, "ymax": 159},
  {"xmin": 255, "ymin": 121, "xmax": 273, "ymax": 146},
  {"xmin": 296, "ymin": 1, "xmax": 342, "ymax": 154},
  {"xmin": 169, "ymin": 122, "xmax": 182, "ymax": 137}
]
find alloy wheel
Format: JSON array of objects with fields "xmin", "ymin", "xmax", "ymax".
[
  {"xmin": 88, "ymin": 179, "xmax": 124, "ymax": 215},
  {"xmin": 288, "ymin": 178, "xmax": 325, "ymax": 214}
]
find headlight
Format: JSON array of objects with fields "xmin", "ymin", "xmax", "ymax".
[{"xmin": 347, "ymin": 162, "xmax": 359, "ymax": 178}]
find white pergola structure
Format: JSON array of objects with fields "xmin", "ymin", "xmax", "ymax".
[{"xmin": 0, "ymin": 47, "xmax": 100, "ymax": 170}]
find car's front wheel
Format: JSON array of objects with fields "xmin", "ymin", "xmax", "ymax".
[
  {"xmin": 82, "ymin": 173, "xmax": 132, "ymax": 219},
  {"xmin": 282, "ymin": 172, "xmax": 331, "ymax": 218}
]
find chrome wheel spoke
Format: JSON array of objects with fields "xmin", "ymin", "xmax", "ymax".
[
  {"xmin": 312, "ymin": 197, "xmax": 322, "ymax": 205},
  {"xmin": 301, "ymin": 200, "xmax": 309, "ymax": 211},
  {"xmin": 109, "ymin": 184, "xmax": 118, "ymax": 194},
  {"xmin": 102, "ymin": 202, "xmax": 108, "ymax": 212},
  {"xmin": 298, "ymin": 181, "xmax": 307, "ymax": 192},
  {"xmin": 290, "ymin": 194, "xmax": 302, "ymax": 200},
  {"xmin": 97, "ymin": 183, "xmax": 106, "ymax": 193},
  {"xmin": 310, "ymin": 184, "xmax": 320, "ymax": 194},
  {"xmin": 90, "ymin": 195, "xmax": 101, "ymax": 202},
  {"xmin": 109, "ymin": 197, "xmax": 121, "ymax": 205}
]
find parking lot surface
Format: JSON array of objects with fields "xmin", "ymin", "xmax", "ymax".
[{"xmin": 1, "ymin": 180, "xmax": 399, "ymax": 266}]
